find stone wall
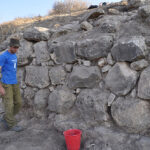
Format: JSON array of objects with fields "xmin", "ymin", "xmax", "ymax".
[{"xmin": 1, "ymin": 1, "xmax": 150, "ymax": 149}]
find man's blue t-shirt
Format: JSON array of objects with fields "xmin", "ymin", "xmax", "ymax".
[{"xmin": 0, "ymin": 50, "xmax": 17, "ymax": 84}]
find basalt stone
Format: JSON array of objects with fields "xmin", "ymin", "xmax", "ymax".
[
  {"xmin": 23, "ymin": 27, "xmax": 50, "ymax": 42},
  {"xmin": 48, "ymin": 41, "xmax": 76, "ymax": 64},
  {"xmin": 105, "ymin": 62, "xmax": 138, "ymax": 96},
  {"xmin": 34, "ymin": 41, "xmax": 50, "ymax": 65},
  {"xmin": 25, "ymin": 66, "xmax": 50, "ymax": 88},
  {"xmin": 68, "ymin": 65, "xmax": 101, "ymax": 89},
  {"xmin": 48, "ymin": 87, "xmax": 76, "ymax": 114},
  {"xmin": 76, "ymin": 88, "xmax": 110, "ymax": 127},
  {"xmin": 111, "ymin": 36, "xmax": 147, "ymax": 62},
  {"xmin": 76, "ymin": 36, "xmax": 113, "ymax": 60},
  {"xmin": 138, "ymin": 66, "xmax": 150, "ymax": 99},
  {"xmin": 111, "ymin": 97, "xmax": 150, "ymax": 133}
]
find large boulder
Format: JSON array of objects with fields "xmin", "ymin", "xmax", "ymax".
[
  {"xmin": 105, "ymin": 62, "xmax": 138, "ymax": 96},
  {"xmin": 76, "ymin": 36, "xmax": 113, "ymax": 60},
  {"xmin": 50, "ymin": 22, "xmax": 80, "ymax": 38},
  {"xmin": 49, "ymin": 66, "xmax": 66, "ymax": 85},
  {"xmin": 138, "ymin": 66, "xmax": 150, "ymax": 99},
  {"xmin": 34, "ymin": 89, "xmax": 49, "ymax": 110},
  {"xmin": 76, "ymin": 89, "xmax": 110, "ymax": 127},
  {"xmin": 17, "ymin": 39, "xmax": 33, "ymax": 66},
  {"xmin": 23, "ymin": 27, "xmax": 50, "ymax": 42},
  {"xmin": 111, "ymin": 97, "xmax": 150, "ymax": 133},
  {"xmin": 111, "ymin": 36, "xmax": 147, "ymax": 62},
  {"xmin": 82, "ymin": 8, "xmax": 105, "ymax": 21},
  {"xmin": 48, "ymin": 87, "xmax": 76, "ymax": 114},
  {"xmin": 94, "ymin": 16, "xmax": 122, "ymax": 33},
  {"xmin": 68, "ymin": 65, "xmax": 101, "ymax": 89},
  {"xmin": 48, "ymin": 41, "xmax": 76, "ymax": 64},
  {"xmin": 33, "ymin": 41, "xmax": 50, "ymax": 65},
  {"xmin": 25, "ymin": 66, "xmax": 50, "ymax": 88}
]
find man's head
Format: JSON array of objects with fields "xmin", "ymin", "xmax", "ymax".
[{"xmin": 9, "ymin": 38, "xmax": 20, "ymax": 54}]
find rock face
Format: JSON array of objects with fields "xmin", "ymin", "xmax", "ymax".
[
  {"xmin": 2, "ymin": 1, "xmax": 150, "ymax": 149},
  {"xmin": 138, "ymin": 66, "xmax": 150, "ymax": 99}
]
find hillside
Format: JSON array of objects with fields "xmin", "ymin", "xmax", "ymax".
[{"xmin": 1, "ymin": 0, "xmax": 150, "ymax": 150}]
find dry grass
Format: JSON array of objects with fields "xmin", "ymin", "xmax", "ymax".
[
  {"xmin": 0, "ymin": 5, "xmax": 88, "ymax": 43},
  {"xmin": 50, "ymin": 0, "xmax": 88, "ymax": 15}
]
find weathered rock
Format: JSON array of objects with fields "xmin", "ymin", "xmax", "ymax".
[
  {"xmin": 111, "ymin": 97, "xmax": 150, "ymax": 133},
  {"xmin": 49, "ymin": 66, "xmax": 66, "ymax": 85},
  {"xmin": 128, "ymin": 0, "xmax": 147, "ymax": 9},
  {"xmin": 108, "ymin": 8, "xmax": 120, "ymax": 15},
  {"xmin": 138, "ymin": 66, "xmax": 150, "ymax": 99},
  {"xmin": 101, "ymin": 65, "xmax": 111, "ymax": 73},
  {"xmin": 25, "ymin": 66, "xmax": 50, "ymax": 88},
  {"xmin": 98, "ymin": 58, "xmax": 107, "ymax": 67},
  {"xmin": 17, "ymin": 68, "xmax": 25, "ymax": 85},
  {"xmin": 17, "ymin": 39, "xmax": 33, "ymax": 66},
  {"xmin": 136, "ymin": 136, "xmax": 150, "ymax": 150},
  {"xmin": 68, "ymin": 65, "xmax": 101, "ymax": 89},
  {"xmin": 50, "ymin": 22, "xmax": 80, "ymax": 38},
  {"xmin": 34, "ymin": 41, "xmax": 50, "ymax": 65},
  {"xmin": 111, "ymin": 36, "xmax": 147, "ymax": 62},
  {"xmin": 24, "ymin": 87, "xmax": 35, "ymax": 106},
  {"xmin": 0, "ymin": 40, "xmax": 9, "ymax": 51},
  {"xmin": 76, "ymin": 89, "xmax": 110, "ymax": 126},
  {"xmin": 107, "ymin": 93, "xmax": 116, "ymax": 106},
  {"xmin": 34, "ymin": 89, "xmax": 49, "ymax": 110},
  {"xmin": 64, "ymin": 64, "xmax": 72, "ymax": 72},
  {"xmin": 107, "ymin": 53, "xmax": 115, "ymax": 65},
  {"xmin": 83, "ymin": 8, "xmax": 105, "ymax": 21},
  {"xmin": 82, "ymin": 60, "xmax": 91, "ymax": 66},
  {"xmin": 23, "ymin": 27, "xmax": 50, "ymax": 42},
  {"xmin": 48, "ymin": 87, "xmax": 76, "ymax": 114},
  {"xmin": 80, "ymin": 21, "xmax": 93, "ymax": 31},
  {"xmin": 130, "ymin": 59, "xmax": 148, "ymax": 71},
  {"xmin": 105, "ymin": 62, "xmax": 138, "ymax": 96},
  {"xmin": 76, "ymin": 36, "xmax": 113, "ymax": 60},
  {"xmin": 138, "ymin": 5, "xmax": 150, "ymax": 18},
  {"xmin": 48, "ymin": 41, "xmax": 76, "ymax": 64}
]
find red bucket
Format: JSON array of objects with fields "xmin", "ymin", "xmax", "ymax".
[{"xmin": 63, "ymin": 129, "xmax": 82, "ymax": 150}]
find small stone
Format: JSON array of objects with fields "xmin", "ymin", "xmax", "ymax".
[
  {"xmin": 76, "ymin": 88, "xmax": 81, "ymax": 94},
  {"xmin": 130, "ymin": 59, "xmax": 149, "ymax": 71},
  {"xmin": 49, "ymin": 86, "xmax": 54, "ymax": 92},
  {"xmin": 98, "ymin": 58, "xmax": 107, "ymax": 67},
  {"xmin": 102, "ymin": 65, "xmax": 111, "ymax": 73},
  {"xmin": 108, "ymin": 93, "xmax": 116, "ymax": 106},
  {"xmin": 65, "ymin": 64, "xmax": 73, "ymax": 72},
  {"xmin": 83, "ymin": 60, "xmax": 91, "ymax": 66},
  {"xmin": 107, "ymin": 53, "xmax": 115, "ymax": 65}
]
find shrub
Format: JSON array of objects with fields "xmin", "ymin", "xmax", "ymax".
[{"xmin": 51, "ymin": 0, "xmax": 88, "ymax": 15}]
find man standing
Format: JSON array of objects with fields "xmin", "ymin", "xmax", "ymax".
[{"xmin": 0, "ymin": 38, "xmax": 23, "ymax": 132}]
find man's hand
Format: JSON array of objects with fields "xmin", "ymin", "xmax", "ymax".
[{"xmin": 0, "ymin": 86, "xmax": 5, "ymax": 96}]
